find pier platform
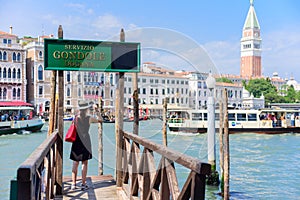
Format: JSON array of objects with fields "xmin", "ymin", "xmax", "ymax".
[{"xmin": 54, "ymin": 175, "xmax": 120, "ymax": 200}]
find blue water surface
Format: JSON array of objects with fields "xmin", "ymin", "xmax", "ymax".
[{"xmin": 1, "ymin": 119, "xmax": 299, "ymax": 199}]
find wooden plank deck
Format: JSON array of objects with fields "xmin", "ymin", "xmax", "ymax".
[{"xmin": 54, "ymin": 175, "xmax": 123, "ymax": 200}]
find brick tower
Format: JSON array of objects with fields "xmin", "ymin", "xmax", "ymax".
[{"xmin": 240, "ymin": 0, "xmax": 262, "ymax": 78}]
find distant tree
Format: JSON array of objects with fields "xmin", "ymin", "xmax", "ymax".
[
  {"xmin": 244, "ymin": 78, "xmax": 280, "ymax": 105},
  {"xmin": 216, "ymin": 77, "xmax": 233, "ymax": 84},
  {"xmin": 285, "ymin": 85, "xmax": 297, "ymax": 103}
]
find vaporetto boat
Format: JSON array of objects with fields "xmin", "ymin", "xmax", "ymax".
[
  {"xmin": 0, "ymin": 101, "xmax": 45, "ymax": 135},
  {"xmin": 167, "ymin": 108, "xmax": 300, "ymax": 134}
]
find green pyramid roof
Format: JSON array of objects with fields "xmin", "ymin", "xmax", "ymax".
[{"xmin": 243, "ymin": 0, "xmax": 260, "ymax": 29}]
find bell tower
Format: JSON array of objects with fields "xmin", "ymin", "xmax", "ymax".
[{"xmin": 240, "ymin": 0, "xmax": 262, "ymax": 78}]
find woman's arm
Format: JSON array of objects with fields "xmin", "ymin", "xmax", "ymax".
[{"xmin": 89, "ymin": 116, "xmax": 102, "ymax": 123}]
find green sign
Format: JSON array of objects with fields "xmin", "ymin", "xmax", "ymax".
[{"xmin": 44, "ymin": 39, "xmax": 140, "ymax": 72}]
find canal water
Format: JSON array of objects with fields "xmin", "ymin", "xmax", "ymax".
[{"xmin": 1, "ymin": 119, "xmax": 299, "ymax": 199}]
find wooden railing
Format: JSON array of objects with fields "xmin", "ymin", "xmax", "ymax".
[
  {"xmin": 10, "ymin": 131, "xmax": 59, "ymax": 200},
  {"xmin": 120, "ymin": 131, "xmax": 211, "ymax": 200}
]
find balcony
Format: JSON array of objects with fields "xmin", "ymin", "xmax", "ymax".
[{"xmin": 0, "ymin": 78, "xmax": 22, "ymax": 84}]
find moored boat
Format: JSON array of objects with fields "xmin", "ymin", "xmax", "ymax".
[
  {"xmin": 0, "ymin": 101, "xmax": 45, "ymax": 135},
  {"xmin": 167, "ymin": 108, "xmax": 300, "ymax": 134}
]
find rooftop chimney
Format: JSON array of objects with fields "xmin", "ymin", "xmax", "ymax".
[{"xmin": 9, "ymin": 26, "xmax": 12, "ymax": 34}]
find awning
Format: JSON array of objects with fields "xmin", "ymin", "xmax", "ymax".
[{"xmin": 0, "ymin": 101, "xmax": 33, "ymax": 107}]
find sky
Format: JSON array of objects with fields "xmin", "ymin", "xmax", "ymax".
[{"xmin": 1, "ymin": 0, "xmax": 300, "ymax": 80}]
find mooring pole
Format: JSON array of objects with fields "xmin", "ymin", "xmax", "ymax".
[
  {"xmin": 219, "ymin": 97, "xmax": 224, "ymax": 194},
  {"xmin": 132, "ymin": 64, "xmax": 139, "ymax": 135},
  {"xmin": 206, "ymin": 73, "xmax": 219, "ymax": 186},
  {"xmin": 162, "ymin": 97, "xmax": 169, "ymax": 146},
  {"xmin": 223, "ymin": 88, "xmax": 230, "ymax": 199},
  {"xmin": 115, "ymin": 28, "xmax": 125, "ymax": 187},
  {"xmin": 98, "ymin": 97, "xmax": 103, "ymax": 175},
  {"xmin": 56, "ymin": 25, "xmax": 64, "ymax": 196}
]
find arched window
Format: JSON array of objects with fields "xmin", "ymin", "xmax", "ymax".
[
  {"xmin": 88, "ymin": 90, "xmax": 91, "ymax": 95},
  {"xmin": 3, "ymin": 51, "xmax": 7, "ymax": 61},
  {"xmin": 84, "ymin": 89, "xmax": 87, "ymax": 95},
  {"xmin": 78, "ymin": 88, "xmax": 81, "ymax": 97},
  {"xmin": 92, "ymin": 90, "xmax": 95, "ymax": 95},
  {"xmin": 13, "ymin": 52, "xmax": 16, "ymax": 61},
  {"xmin": 38, "ymin": 65, "xmax": 43, "ymax": 80},
  {"xmin": 0, "ymin": 51, "xmax": 2, "ymax": 60},
  {"xmin": 0, "ymin": 68, "xmax": 2, "ymax": 78},
  {"xmin": 110, "ymin": 74, "xmax": 113, "ymax": 85},
  {"xmin": 8, "ymin": 68, "xmax": 11, "ymax": 78},
  {"xmin": 39, "ymin": 51, "xmax": 42, "ymax": 58},
  {"xmin": 3, "ymin": 88, "xmax": 7, "ymax": 99},
  {"xmin": 12, "ymin": 68, "xmax": 16, "ymax": 79},
  {"xmin": 77, "ymin": 73, "xmax": 81, "ymax": 82},
  {"xmin": 0, "ymin": 88, "xmax": 2, "ymax": 99},
  {"xmin": 101, "ymin": 74, "xmax": 104, "ymax": 84},
  {"xmin": 17, "ymin": 88, "xmax": 21, "ymax": 98},
  {"xmin": 67, "ymin": 71, "xmax": 71, "ymax": 82},
  {"xmin": 17, "ymin": 53, "xmax": 21, "ymax": 61},
  {"xmin": 3, "ymin": 68, "xmax": 7, "ymax": 78},
  {"xmin": 13, "ymin": 88, "xmax": 16, "ymax": 98},
  {"xmin": 17, "ymin": 69, "xmax": 21, "ymax": 79}
]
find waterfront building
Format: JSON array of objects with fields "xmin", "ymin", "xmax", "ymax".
[
  {"xmin": 0, "ymin": 27, "xmax": 27, "ymax": 101},
  {"xmin": 25, "ymin": 35, "xmax": 54, "ymax": 114},
  {"xmin": 242, "ymin": 87, "xmax": 265, "ymax": 109},
  {"xmin": 240, "ymin": 0, "xmax": 262, "ymax": 78}
]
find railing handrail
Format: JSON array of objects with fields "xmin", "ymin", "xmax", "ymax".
[
  {"xmin": 12, "ymin": 131, "xmax": 58, "ymax": 200},
  {"xmin": 123, "ymin": 131, "xmax": 210, "ymax": 174},
  {"xmin": 121, "ymin": 130, "xmax": 211, "ymax": 200}
]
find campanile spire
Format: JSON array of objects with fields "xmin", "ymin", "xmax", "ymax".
[{"xmin": 240, "ymin": 0, "xmax": 262, "ymax": 78}]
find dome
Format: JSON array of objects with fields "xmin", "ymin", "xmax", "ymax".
[{"xmin": 242, "ymin": 87, "xmax": 250, "ymax": 98}]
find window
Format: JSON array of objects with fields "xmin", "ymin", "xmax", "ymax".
[
  {"xmin": 39, "ymin": 86, "xmax": 43, "ymax": 95},
  {"xmin": 142, "ymin": 88, "xmax": 146, "ymax": 94},
  {"xmin": 38, "ymin": 65, "xmax": 43, "ymax": 80},
  {"xmin": 17, "ymin": 88, "xmax": 21, "ymax": 98},
  {"xmin": 67, "ymin": 88, "xmax": 70, "ymax": 97},
  {"xmin": 17, "ymin": 69, "xmax": 21, "ymax": 79},
  {"xmin": 3, "ymin": 88, "xmax": 7, "ymax": 99},
  {"xmin": 192, "ymin": 113, "xmax": 202, "ymax": 120},
  {"xmin": 0, "ymin": 52, "xmax": 2, "ymax": 60},
  {"xmin": 13, "ymin": 88, "xmax": 16, "ymax": 99},
  {"xmin": 78, "ymin": 73, "xmax": 81, "ymax": 82},
  {"xmin": 78, "ymin": 88, "xmax": 81, "ymax": 96},
  {"xmin": 0, "ymin": 68, "xmax": 1, "ymax": 78},
  {"xmin": 215, "ymin": 113, "xmax": 220, "ymax": 120},
  {"xmin": 13, "ymin": 52, "xmax": 16, "ymax": 61},
  {"xmin": 66, "ymin": 71, "xmax": 70, "ymax": 82},
  {"xmin": 3, "ymin": 39, "xmax": 7, "ymax": 44},
  {"xmin": 228, "ymin": 113, "xmax": 236, "ymax": 121},
  {"xmin": 12, "ymin": 69, "xmax": 16, "ymax": 78},
  {"xmin": 3, "ymin": 68, "xmax": 6, "ymax": 78},
  {"xmin": 39, "ymin": 51, "xmax": 43, "ymax": 58},
  {"xmin": 237, "ymin": 113, "xmax": 246, "ymax": 121},
  {"xmin": 150, "ymin": 88, "xmax": 153, "ymax": 95},
  {"xmin": 3, "ymin": 51, "xmax": 7, "ymax": 61},
  {"xmin": 162, "ymin": 89, "xmax": 165, "ymax": 95},
  {"xmin": 247, "ymin": 113, "xmax": 257, "ymax": 121},
  {"xmin": 110, "ymin": 74, "xmax": 113, "ymax": 85},
  {"xmin": 8, "ymin": 68, "xmax": 11, "ymax": 78}
]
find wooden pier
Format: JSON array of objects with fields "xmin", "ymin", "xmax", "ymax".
[{"xmin": 10, "ymin": 26, "xmax": 211, "ymax": 200}]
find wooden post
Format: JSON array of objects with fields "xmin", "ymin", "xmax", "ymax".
[
  {"xmin": 56, "ymin": 25, "xmax": 64, "ymax": 196},
  {"xmin": 162, "ymin": 97, "xmax": 169, "ymax": 146},
  {"xmin": 48, "ymin": 74, "xmax": 57, "ymax": 134},
  {"xmin": 219, "ymin": 98, "xmax": 224, "ymax": 194},
  {"xmin": 223, "ymin": 88, "xmax": 230, "ymax": 200},
  {"xmin": 132, "ymin": 72, "xmax": 139, "ymax": 135},
  {"xmin": 98, "ymin": 97, "xmax": 103, "ymax": 175},
  {"xmin": 116, "ymin": 28, "xmax": 125, "ymax": 187}
]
